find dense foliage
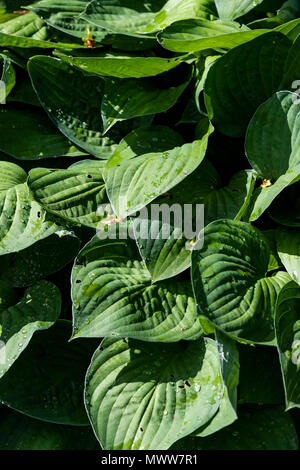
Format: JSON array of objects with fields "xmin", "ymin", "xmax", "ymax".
[{"xmin": 0, "ymin": 0, "xmax": 300, "ymax": 451}]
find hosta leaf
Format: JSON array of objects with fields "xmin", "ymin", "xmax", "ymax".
[
  {"xmin": 24, "ymin": 0, "xmax": 157, "ymax": 50},
  {"xmin": 104, "ymin": 120, "xmax": 213, "ymax": 218},
  {"xmin": 246, "ymin": 92, "xmax": 300, "ymax": 180},
  {"xmin": 158, "ymin": 19, "xmax": 268, "ymax": 53},
  {"xmin": 0, "ymin": 10, "xmax": 48, "ymax": 40},
  {"xmin": 28, "ymin": 0, "xmax": 108, "ymax": 41},
  {"xmin": 28, "ymin": 162, "xmax": 109, "ymax": 228},
  {"xmin": 82, "ymin": 0, "xmax": 217, "ymax": 37},
  {"xmin": 275, "ymin": 281, "xmax": 300, "ymax": 409},
  {"xmin": 195, "ymin": 330, "xmax": 239, "ymax": 436},
  {"xmin": 171, "ymin": 406, "xmax": 299, "ymax": 450},
  {"xmin": 0, "ymin": 161, "xmax": 58, "ymax": 256},
  {"xmin": 84, "ymin": 336, "xmax": 223, "ymax": 450},
  {"xmin": 0, "ymin": 320, "xmax": 98, "ymax": 425},
  {"xmin": 191, "ymin": 219, "xmax": 291, "ymax": 344},
  {"xmin": 72, "ymin": 233, "xmax": 202, "ymax": 342},
  {"xmin": 0, "ymin": 407, "xmax": 99, "ymax": 450},
  {"xmin": 0, "ymin": 10, "xmax": 82, "ymax": 48},
  {"xmin": 28, "ymin": 55, "xmax": 117, "ymax": 159},
  {"xmin": 101, "ymin": 64, "xmax": 191, "ymax": 132},
  {"xmin": 0, "ymin": 280, "xmax": 60, "ymax": 378},
  {"xmin": 215, "ymin": 0, "xmax": 264, "ymax": 21},
  {"xmin": 56, "ymin": 51, "xmax": 185, "ymax": 78},
  {"xmin": 238, "ymin": 345, "xmax": 285, "ymax": 405},
  {"xmin": 246, "ymin": 91, "xmax": 300, "ymax": 221},
  {"xmin": 81, "ymin": 0, "xmax": 164, "ymax": 37},
  {"xmin": 204, "ymin": 32, "xmax": 300, "ymax": 137},
  {"xmin": 1, "ymin": 232, "xmax": 80, "ymax": 288},
  {"xmin": 276, "ymin": 228, "xmax": 300, "ymax": 285},
  {"xmin": 0, "ymin": 54, "xmax": 16, "ymax": 103},
  {"xmin": 0, "ymin": 105, "xmax": 82, "ymax": 159}
]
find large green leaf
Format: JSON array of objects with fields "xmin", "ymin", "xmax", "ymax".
[
  {"xmin": 0, "ymin": 407, "xmax": 99, "ymax": 450},
  {"xmin": 0, "ymin": 280, "xmax": 61, "ymax": 378},
  {"xmin": 0, "ymin": 10, "xmax": 48, "ymax": 40},
  {"xmin": 28, "ymin": 56, "xmax": 117, "ymax": 159},
  {"xmin": 0, "ymin": 10, "xmax": 83, "ymax": 48},
  {"xmin": 71, "ymin": 233, "xmax": 202, "ymax": 342},
  {"xmin": 28, "ymin": 161, "xmax": 109, "ymax": 228},
  {"xmin": 158, "ymin": 19, "xmax": 268, "ymax": 52},
  {"xmin": 276, "ymin": 228, "xmax": 300, "ymax": 285},
  {"xmin": 82, "ymin": 0, "xmax": 217, "ymax": 37},
  {"xmin": 246, "ymin": 91, "xmax": 300, "ymax": 221},
  {"xmin": 171, "ymin": 406, "xmax": 299, "ymax": 450},
  {"xmin": 104, "ymin": 121, "xmax": 213, "ymax": 218},
  {"xmin": 84, "ymin": 336, "xmax": 223, "ymax": 450},
  {"xmin": 275, "ymin": 281, "xmax": 300, "ymax": 409},
  {"xmin": 56, "ymin": 50, "xmax": 186, "ymax": 78},
  {"xmin": 204, "ymin": 32, "xmax": 300, "ymax": 137},
  {"xmin": 0, "ymin": 161, "xmax": 59, "ymax": 256},
  {"xmin": 28, "ymin": 0, "xmax": 108, "ymax": 41},
  {"xmin": 191, "ymin": 219, "xmax": 291, "ymax": 344},
  {"xmin": 0, "ymin": 320, "xmax": 98, "ymax": 425},
  {"xmin": 215, "ymin": 0, "xmax": 264, "ymax": 21},
  {"xmin": 0, "ymin": 105, "xmax": 83, "ymax": 159},
  {"xmin": 0, "ymin": 232, "xmax": 80, "ymax": 287},
  {"xmin": 29, "ymin": 0, "xmax": 157, "ymax": 51},
  {"xmin": 100, "ymin": 64, "xmax": 191, "ymax": 132}
]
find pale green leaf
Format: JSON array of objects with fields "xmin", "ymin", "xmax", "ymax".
[
  {"xmin": 0, "ymin": 161, "xmax": 59, "ymax": 256},
  {"xmin": 245, "ymin": 91, "xmax": 300, "ymax": 221},
  {"xmin": 72, "ymin": 233, "xmax": 202, "ymax": 342},
  {"xmin": 84, "ymin": 336, "xmax": 223, "ymax": 450},
  {"xmin": 191, "ymin": 219, "xmax": 291, "ymax": 344},
  {"xmin": 28, "ymin": 162, "xmax": 109, "ymax": 228},
  {"xmin": 158, "ymin": 18, "xmax": 268, "ymax": 52}
]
